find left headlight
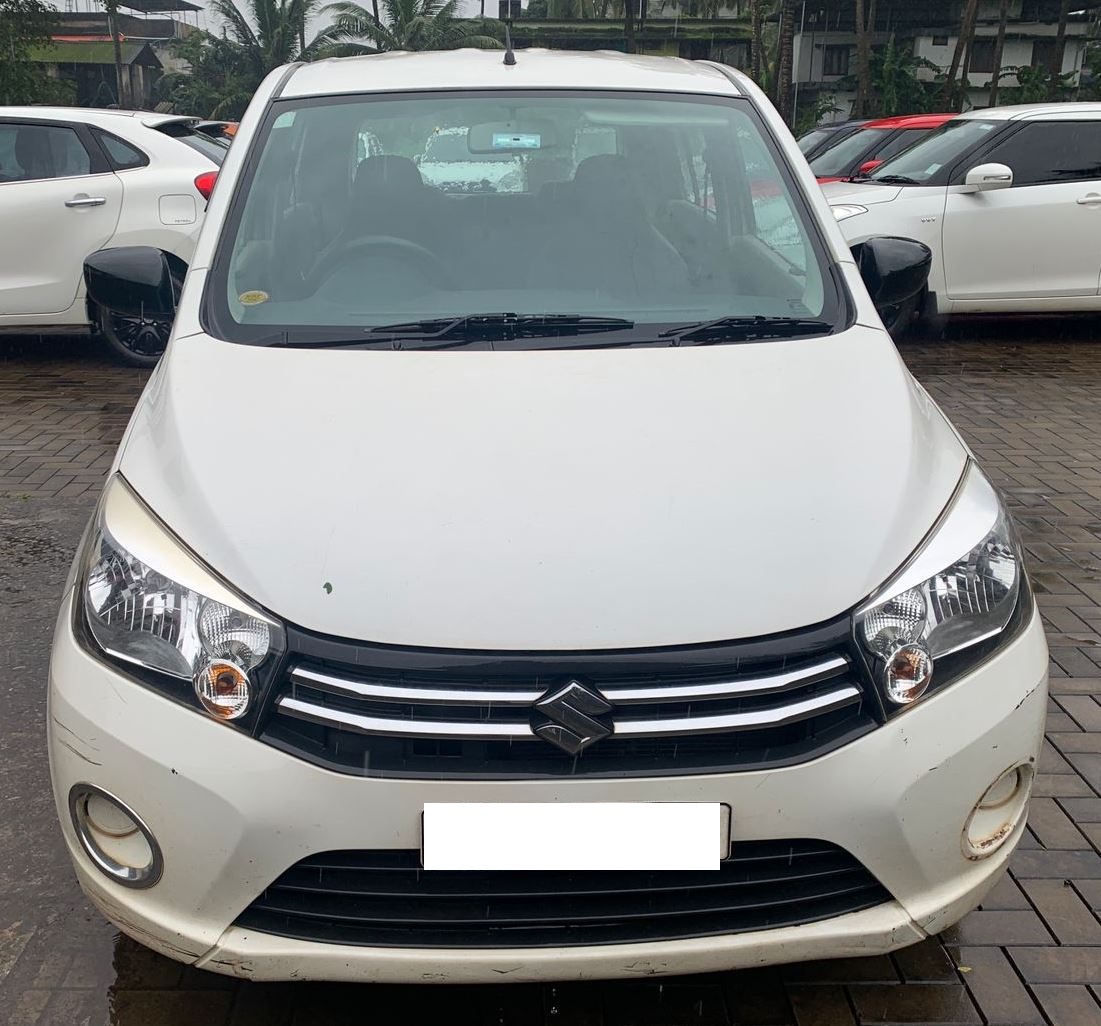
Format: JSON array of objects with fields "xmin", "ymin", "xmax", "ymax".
[
  {"xmin": 856, "ymin": 463, "xmax": 1025, "ymax": 710},
  {"xmin": 79, "ymin": 475, "xmax": 285, "ymax": 723}
]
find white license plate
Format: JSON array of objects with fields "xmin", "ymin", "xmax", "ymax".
[{"xmin": 422, "ymin": 802, "xmax": 729, "ymax": 871}]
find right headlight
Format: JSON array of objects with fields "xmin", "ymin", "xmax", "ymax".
[
  {"xmin": 78, "ymin": 475, "xmax": 285, "ymax": 724},
  {"xmin": 856, "ymin": 462, "xmax": 1026, "ymax": 710}
]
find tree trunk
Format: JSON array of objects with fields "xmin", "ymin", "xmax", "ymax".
[
  {"xmin": 942, "ymin": 0, "xmax": 979, "ymax": 111},
  {"xmin": 750, "ymin": 0, "xmax": 764, "ymax": 81},
  {"xmin": 853, "ymin": 0, "xmax": 877, "ymax": 118},
  {"xmin": 103, "ymin": 0, "xmax": 129, "ymax": 107},
  {"xmin": 987, "ymin": 0, "xmax": 1009, "ymax": 106},
  {"xmin": 775, "ymin": 0, "xmax": 795, "ymax": 122},
  {"xmin": 1049, "ymin": 0, "xmax": 1070, "ymax": 98},
  {"xmin": 623, "ymin": 0, "xmax": 636, "ymax": 53}
]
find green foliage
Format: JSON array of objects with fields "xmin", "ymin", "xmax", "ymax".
[
  {"xmin": 319, "ymin": 0, "xmax": 503, "ymax": 52},
  {"xmin": 157, "ymin": 0, "xmax": 371, "ymax": 118},
  {"xmin": 840, "ymin": 35, "xmax": 939, "ymax": 117},
  {"xmin": 793, "ymin": 93, "xmax": 839, "ymax": 137},
  {"xmin": 0, "ymin": 0, "xmax": 75, "ymax": 105},
  {"xmin": 994, "ymin": 63, "xmax": 1076, "ymax": 104}
]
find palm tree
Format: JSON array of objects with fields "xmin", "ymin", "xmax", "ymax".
[
  {"xmin": 774, "ymin": 0, "xmax": 794, "ymax": 122},
  {"xmin": 987, "ymin": 0, "xmax": 1009, "ymax": 106},
  {"xmin": 852, "ymin": 0, "xmax": 876, "ymax": 118},
  {"xmin": 941, "ymin": 0, "xmax": 978, "ymax": 110},
  {"xmin": 320, "ymin": 0, "xmax": 502, "ymax": 52},
  {"xmin": 749, "ymin": 0, "xmax": 764, "ymax": 80},
  {"xmin": 100, "ymin": 0, "xmax": 129, "ymax": 107},
  {"xmin": 1049, "ymin": 0, "xmax": 1070, "ymax": 99},
  {"xmin": 210, "ymin": 0, "xmax": 342, "ymax": 73}
]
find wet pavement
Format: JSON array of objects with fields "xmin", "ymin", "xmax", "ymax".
[{"xmin": 4, "ymin": 322, "xmax": 1101, "ymax": 1025}]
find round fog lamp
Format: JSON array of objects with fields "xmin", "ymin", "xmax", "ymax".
[
  {"xmin": 68, "ymin": 784, "xmax": 162, "ymax": 888},
  {"xmin": 194, "ymin": 659, "xmax": 251, "ymax": 720},
  {"xmin": 884, "ymin": 643, "xmax": 933, "ymax": 704}
]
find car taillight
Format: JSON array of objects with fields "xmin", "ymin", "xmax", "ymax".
[{"xmin": 194, "ymin": 171, "xmax": 217, "ymax": 201}]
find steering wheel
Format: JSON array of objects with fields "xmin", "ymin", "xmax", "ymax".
[{"xmin": 309, "ymin": 235, "xmax": 452, "ymax": 291}]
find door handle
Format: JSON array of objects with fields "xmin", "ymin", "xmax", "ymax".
[
  {"xmin": 1076, "ymin": 193, "xmax": 1101, "ymax": 206},
  {"xmin": 65, "ymin": 195, "xmax": 106, "ymax": 208}
]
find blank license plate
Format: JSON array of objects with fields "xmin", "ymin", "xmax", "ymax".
[{"xmin": 422, "ymin": 802, "xmax": 728, "ymax": 871}]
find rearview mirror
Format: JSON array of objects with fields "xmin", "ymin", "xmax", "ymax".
[
  {"xmin": 851, "ymin": 236, "xmax": 932, "ymax": 314},
  {"xmin": 84, "ymin": 247, "xmax": 178, "ymax": 320},
  {"xmin": 961, "ymin": 162, "xmax": 1013, "ymax": 193}
]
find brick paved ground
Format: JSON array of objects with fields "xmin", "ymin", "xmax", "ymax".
[{"xmin": 3, "ymin": 321, "xmax": 1101, "ymax": 1025}]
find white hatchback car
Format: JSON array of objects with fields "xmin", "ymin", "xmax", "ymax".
[
  {"xmin": 51, "ymin": 50, "xmax": 1047, "ymax": 983},
  {"xmin": 0, "ymin": 107, "xmax": 224, "ymax": 365},
  {"xmin": 823, "ymin": 102, "xmax": 1101, "ymax": 334}
]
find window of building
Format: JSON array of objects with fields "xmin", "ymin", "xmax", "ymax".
[
  {"xmin": 984, "ymin": 122, "xmax": 1101, "ymax": 187},
  {"xmin": 931, "ymin": 34, "xmax": 949, "ymax": 46},
  {"xmin": 822, "ymin": 44, "xmax": 850, "ymax": 77},
  {"xmin": 1032, "ymin": 39, "xmax": 1058, "ymax": 74},
  {"xmin": 968, "ymin": 39, "xmax": 997, "ymax": 75}
]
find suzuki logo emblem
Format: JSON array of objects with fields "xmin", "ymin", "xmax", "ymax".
[{"xmin": 532, "ymin": 679, "xmax": 613, "ymax": 755}]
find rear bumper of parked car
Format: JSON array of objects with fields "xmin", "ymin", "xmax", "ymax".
[{"xmin": 49, "ymin": 590, "xmax": 1048, "ymax": 983}]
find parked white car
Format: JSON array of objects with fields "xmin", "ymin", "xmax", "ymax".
[
  {"xmin": 822, "ymin": 102, "xmax": 1101, "ymax": 335},
  {"xmin": 51, "ymin": 50, "xmax": 1047, "ymax": 984},
  {"xmin": 0, "ymin": 107, "xmax": 224, "ymax": 364}
]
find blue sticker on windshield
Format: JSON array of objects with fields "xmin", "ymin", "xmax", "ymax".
[{"xmin": 493, "ymin": 132, "xmax": 540, "ymax": 149}]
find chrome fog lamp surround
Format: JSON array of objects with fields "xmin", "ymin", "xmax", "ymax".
[
  {"xmin": 68, "ymin": 783, "xmax": 163, "ymax": 888},
  {"xmin": 963, "ymin": 764, "xmax": 1032, "ymax": 860}
]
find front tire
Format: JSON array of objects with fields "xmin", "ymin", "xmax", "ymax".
[{"xmin": 880, "ymin": 293, "xmax": 921, "ymax": 341}]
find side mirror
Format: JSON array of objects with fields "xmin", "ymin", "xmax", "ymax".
[
  {"xmin": 84, "ymin": 247, "xmax": 177, "ymax": 319},
  {"xmin": 961, "ymin": 162, "xmax": 1013, "ymax": 193},
  {"xmin": 851, "ymin": 236, "xmax": 932, "ymax": 314},
  {"xmin": 857, "ymin": 158, "xmax": 882, "ymax": 176}
]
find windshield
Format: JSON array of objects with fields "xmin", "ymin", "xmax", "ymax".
[
  {"xmin": 211, "ymin": 91, "xmax": 836, "ymax": 346},
  {"xmin": 869, "ymin": 119, "xmax": 999, "ymax": 184},
  {"xmin": 809, "ymin": 128, "xmax": 888, "ymax": 176},
  {"xmin": 797, "ymin": 128, "xmax": 832, "ymax": 154}
]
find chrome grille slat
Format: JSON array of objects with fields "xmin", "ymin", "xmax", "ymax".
[
  {"xmin": 289, "ymin": 665, "xmax": 542, "ymax": 706},
  {"xmin": 276, "ymin": 684, "xmax": 861, "ymax": 741}
]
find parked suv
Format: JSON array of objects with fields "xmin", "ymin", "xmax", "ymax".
[
  {"xmin": 0, "ymin": 107, "xmax": 223, "ymax": 365},
  {"xmin": 50, "ymin": 50, "xmax": 1047, "ymax": 983},
  {"xmin": 824, "ymin": 103, "xmax": 1101, "ymax": 334}
]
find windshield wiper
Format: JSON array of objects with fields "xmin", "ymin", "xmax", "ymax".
[
  {"xmin": 659, "ymin": 315, "xmax": 833, "ymax": 345},
  {"xmin": 368, "ymin": 312, "xmax": 635, "ymax": 345},
  {"xmin": 867, "ymin": 174, "xmax": 921, "ymax": 186}
]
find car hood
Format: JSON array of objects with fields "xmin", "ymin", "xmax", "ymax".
[
  {"xmin": 819, "ymin": 181, "xmax": 905, "ymax": 205},
  {"xmin": 118, "ymin": 327, "xmax": 966, "ymax": 649}
]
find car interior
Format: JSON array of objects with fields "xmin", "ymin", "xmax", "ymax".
[{"xmin": 226, "ymin": 98, "xmax": 824, "ymax": 327}]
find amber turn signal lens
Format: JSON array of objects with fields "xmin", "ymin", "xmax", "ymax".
[
  {"xmin": 194, "ymin": 659, "xmax": 250, "ymax": 720},
  {"xmin": 884, "ymin": 643, "xmax": 933, "ymax": 705}
]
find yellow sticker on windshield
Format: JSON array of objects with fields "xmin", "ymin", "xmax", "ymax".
[{"xmin": 238, "ymin": 290, "xmax": 269, "ymax": 306}]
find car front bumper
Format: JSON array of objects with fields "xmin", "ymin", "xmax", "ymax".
[{"xmin": 49, "ymin": 591, "xmax": 1048, "ymax": 983}]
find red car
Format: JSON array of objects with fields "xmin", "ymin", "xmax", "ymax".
[{"xmin": 809, "ymin": 113, "xmax": 956, "ymax": 183}]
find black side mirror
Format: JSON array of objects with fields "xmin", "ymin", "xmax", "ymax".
[
  {"xmin": 84, "ymin": 247, "xmax": 178, "ymax": 319},
  {"xmin": 851, "ymin": 236, "xmax": 932, "ymax": 316}
]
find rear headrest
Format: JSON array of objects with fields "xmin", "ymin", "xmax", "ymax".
[
  {"xmin": 354, "ymin": 155, "xmax": 424, "ymax": 195},
  {"xmin": 573, "ymin": 154, "xmax": 633, "ymax": 190},
  {"xmin": 15, "ymin": 128, "xmax": 51, "ymax": 178}
]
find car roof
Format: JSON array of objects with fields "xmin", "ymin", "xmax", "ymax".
[
  {"xmin": 0, "ymin": 106, "xmax": 200, "ymax": 131},
  {"xmin": 865, "ymin": 113, "xmax": 956, "ymax": 129},
  {"xmin": 282, "ymin": 49, "xmax": 742, "ymax": 99},
  {"xmin": 957, "ymin": 102, "xmax": 1101, "ymax": 121}
]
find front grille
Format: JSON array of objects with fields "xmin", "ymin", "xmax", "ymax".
[
  {"xmin": 259, "ymin": 620, "xmax": 875, "ymax": 778},
  {"xmin": 235, "ymin": 840, "xmax": 890, "ymax": 948}
]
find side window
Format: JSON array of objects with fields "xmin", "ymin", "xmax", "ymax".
[
  {"xmin": 983, "ymin": 122, "xmax": 1101, "ymax": 186},
  {"xmin": 93, "ymin": 129, "xmax": 148, "ymax": 170},
  {"xmin": 0, "ymin": 123, "xmax": 92, "ymax": 183},
  {"xmin": 737, "ymin": 128, "xmax": 806, "ymax": 272},
  {"xmin": 873, "ymin": 128, "xmax": 924, "ymax": 164}
]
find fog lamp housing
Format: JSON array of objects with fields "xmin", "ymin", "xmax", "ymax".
[
  {"xmin": 963, "ymin": 765, "xmax": 1032, "ymax": 860},
  {"xmin": 68, "ymin": 784, "xmax": 162, "ymax": 888}
]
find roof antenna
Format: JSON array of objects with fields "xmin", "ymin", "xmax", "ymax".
[{"xmin": 503, "ymin": 18, "xmax": 517, "ymax": 65}]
